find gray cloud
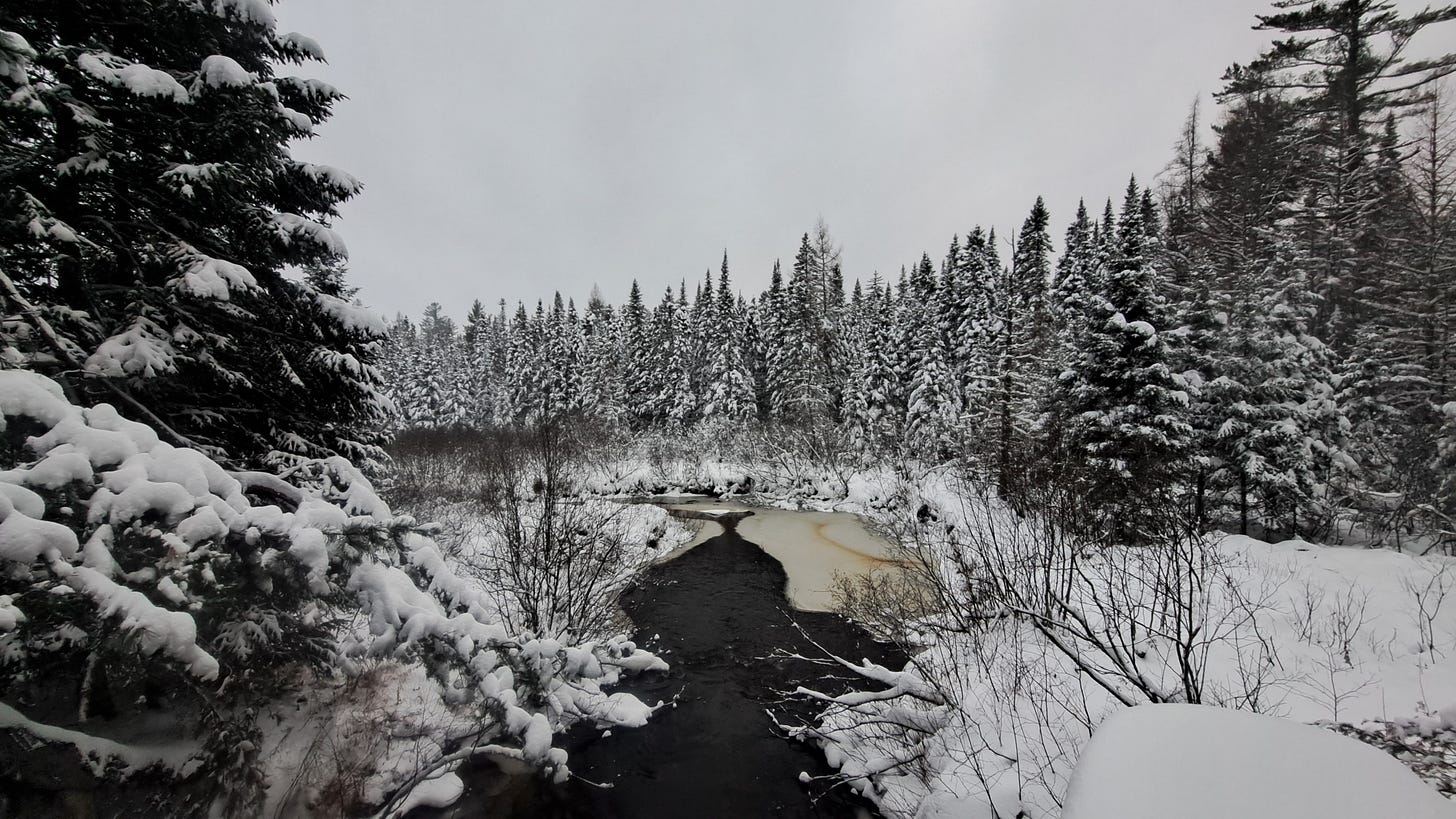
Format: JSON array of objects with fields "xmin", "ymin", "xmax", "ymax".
[{"xmin": 278, "ymin": 1, "xmax": 1294, "ymax": 319}]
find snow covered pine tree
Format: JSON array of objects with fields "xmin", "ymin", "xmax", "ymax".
[
  {"xmin": 0, "ymin": 0, "xmax": 387, "ymax": 471},
  {"xmin": 0, "ymin": 3, "xmax": 666, "ymax": 814}
]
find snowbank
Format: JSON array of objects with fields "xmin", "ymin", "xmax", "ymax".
[{"xmin": 1062, "ymin": 704, "xmax": 1453, "ymax": 819}]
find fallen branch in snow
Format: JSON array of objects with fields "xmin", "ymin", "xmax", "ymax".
[{"xmin": 0, "ymin": 700, "xmax": 205, "ymax": 780}]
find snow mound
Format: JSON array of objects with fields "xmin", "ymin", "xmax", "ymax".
[{"xmin": 1063, "ymin": 704, "xmax": 1453, "ymax": 819}]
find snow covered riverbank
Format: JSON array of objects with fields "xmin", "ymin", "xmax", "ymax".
[
  {"xmin": 372, "ymin": 437, "xmax": 1456, "ymax": 817},
  {"xmin": 762, "ymin": 467, "xmax": 1456, "ymax": 818}
]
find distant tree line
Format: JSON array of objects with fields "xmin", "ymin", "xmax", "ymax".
[{"xmin": 382, "ymin": 1, "xmax": 1456, "ymax": 541}]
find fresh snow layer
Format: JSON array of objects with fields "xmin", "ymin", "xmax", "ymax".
[
  {"xmin": 76, "ymin": 53, "xmax": 188, "ymax": 102},
  {"xmin": 195, "ymin": 54, "xmax": 251, "ymax": 88},
  {"xmin": 1062, "ymin": 704, "xmax": 1453, "ymax": 819}
]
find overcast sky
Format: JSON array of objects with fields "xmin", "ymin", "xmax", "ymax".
[{"xmin": 276, "ymin": 1, "xmax": 1295, "ymax": 320}]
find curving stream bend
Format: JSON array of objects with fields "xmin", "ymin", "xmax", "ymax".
[{"xmin": 424, "ymin": 499, "xmax": 911, "ymax": 818}]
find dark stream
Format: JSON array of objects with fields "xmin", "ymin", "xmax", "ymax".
[{"xmin": 426, "ymin": 513, "xmax": 905, "ymax": 818}]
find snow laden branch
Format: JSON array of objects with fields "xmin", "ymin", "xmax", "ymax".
[
  {"xmin": 0, "ymin": 371, "xmax": 665, "ymax": 806},
  {"xmin": 773, "ymin": 625, "xmax": 955, "ymax": 802}
]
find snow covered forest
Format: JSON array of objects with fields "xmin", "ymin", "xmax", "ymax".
[
  {"xmin": 385, "ymin": 86, "xmax": 1456, "ymax": 546},
  {"xmin": 3, "ymin": 0, "xmax": 1456, "ymax": 818}
]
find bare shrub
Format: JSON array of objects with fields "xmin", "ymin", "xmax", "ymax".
[
  {"xmin": 745, "ymin": 420, "xmax": 865, "ymax": 501},
  {"xmin": 279, "ymin": 664, "xmax": 400, "ymax": 818},
  {"xmin": 1289, "ymin": 579, "xmax": 1327, "ymax": 644},
  {"xmin": 387, "ymin": 420, "xmax": 652, "ymax": 640},
  {"xmin": 1403, "ymin": 563, "xmax": 1455, "ymax": 655},
  {"xmin": 276, "ymin": 662, "xmax": 475, "ymax": 819},
  {"xmin": 1300, "ymin": 647, "xmax": 1376, "ymax": 724},
  {"xmin": 469, "ymin": 421, "xmax": 644, "ymax": 637},
  {"xmin": 1317, "ymin": 583, "xmax": 1373, "ymax": 667}
]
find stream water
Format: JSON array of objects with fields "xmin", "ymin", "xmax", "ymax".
[{"xmin": 426, "ymin": 499, "xmax": 908, "ymax": 818}]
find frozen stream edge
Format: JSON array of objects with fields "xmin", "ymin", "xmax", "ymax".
[{"xmin": 649, "ymin": 496, "xmax": 918, "ymax": 613}]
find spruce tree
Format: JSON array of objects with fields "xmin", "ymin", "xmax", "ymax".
[
  {"xmin": 1345, "ymin": 93, "xmax": 1456, "ymax": 500},
  {"xmin": 1049, "ymin": 201, "xmax": 1097, "ymax": 346},
  {"xmin": 580, "ymin": 294, "xmax": 626, "ymax": 426},
  {"xmin": 622, "ymin": 280, "xmax": 654, "ymax": 428},
  {"xmin": 648, "ymin": 287, "xmax": 682, "ymax": 425},
  {"xmin": 1232, "ymin": 0, "xmax": 1456, "ymax": 347},
  {"xmin": 0, "ymin": 0, "xmax": 386, "ymax": 469},
  {"xmin": 784, "ymin": 233, "xmax": 832, "ymax": 421},
  {"xmin": 1054, "ymin": 180, "xmax": 1193, "ymax": 536},
  {"xmin": 702, "ymin": 254, "xmax": 755, "ymax": 421},
  {"xmin": 463, "ymin": 299, "xmax": 488, "ymax": 349},
  {"xmin": 505, "ymin": 302, "xmax": 541, "ymax": 421},
  {"xmin": 902, "ymin": 254, "xmax": 958, "ymax": 456},
  {"xmin": 379, "ymin": 313, "xmax": 420, "ymax": 430},
  {"xmin": 759, "ymin": 260, "xmax": 794, "ymax": 420},
  {"xmin": 996, "ymin": 197, "xmax": 1054, "ymax": 489},
  {"xmin": 844, "ymin": 277, "xmax": 901, "ymax": 448},
  {"xmin": 948, "ymin": 227, "xmax": 999, "ymax": 428},
  {"xmin": 1206, "ymin": 242, "xmax": 1346, "ymax": 536}
]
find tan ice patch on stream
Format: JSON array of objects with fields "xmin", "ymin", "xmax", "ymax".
[{"xmin": 654, "ymin": 497, "xmax": 915, "ymax": 613}]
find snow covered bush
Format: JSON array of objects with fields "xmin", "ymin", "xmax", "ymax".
[{"xmin": 0, "ymin": 371, "xmax": 667, "ymax": 813}]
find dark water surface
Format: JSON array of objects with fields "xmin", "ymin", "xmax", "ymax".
[{"xmin": 429, "ymin": 515, "xmax": 904, "ymax": 818}]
